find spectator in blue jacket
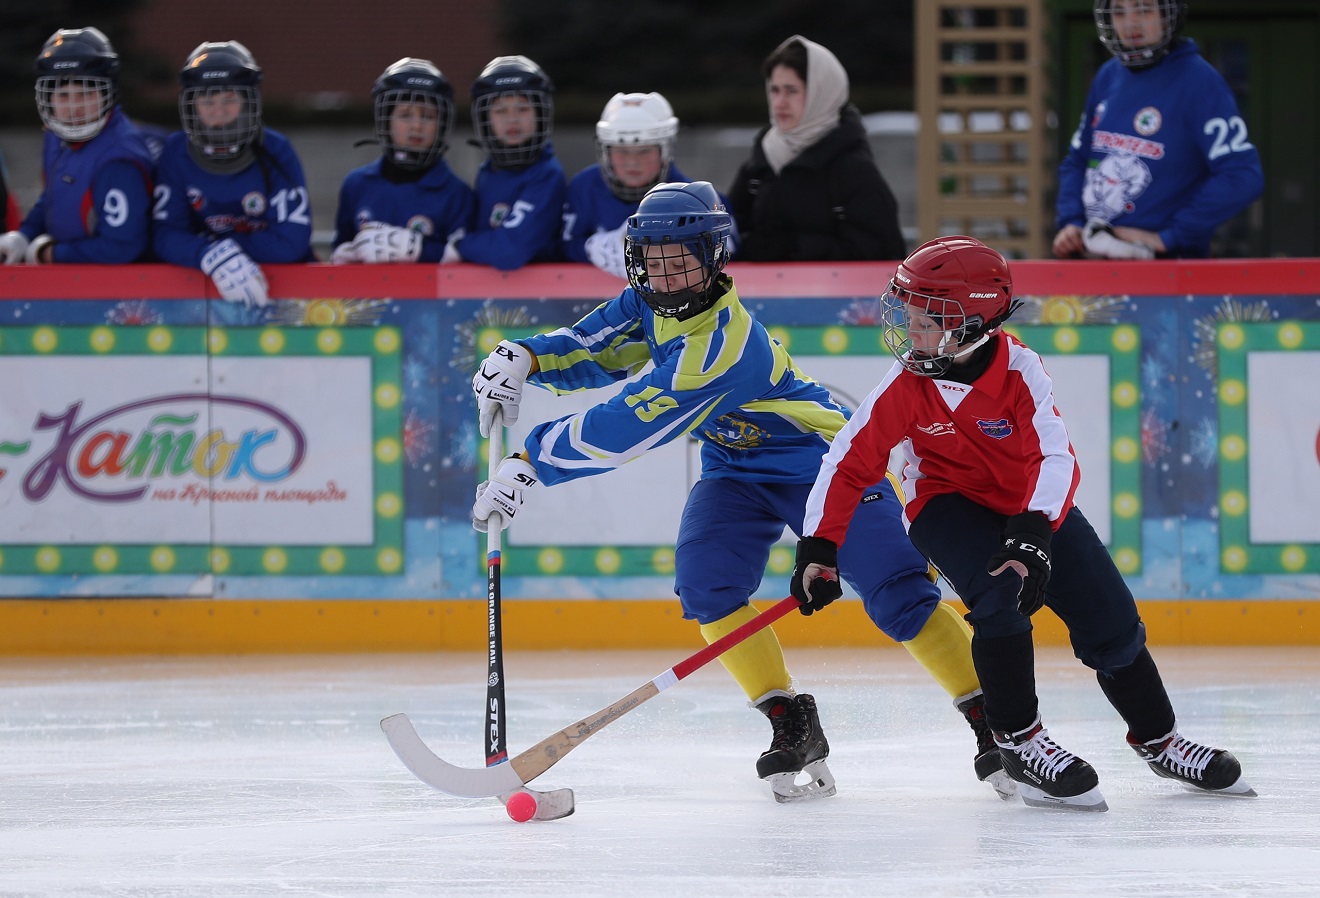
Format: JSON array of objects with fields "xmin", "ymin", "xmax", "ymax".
[
  {"xmin": 152, "ymin": 41, "xmax": 313, "ymax": 307},
  {"xmin": 444, "ymin": 56, "xmax": 566, "ymax": 270},
  {"xmin": 0, "ymin": 28, "xmax": 154, "ymax": 266},
  {"xmin": 1053, "ymin": 0, "xmax": 1263, "ymax": 259},
  {"xmin": 331, "ymin": 58, "xmax": 475, "ymax": 264}
]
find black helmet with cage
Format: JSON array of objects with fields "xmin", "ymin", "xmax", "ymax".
[
  {"xmin": 34, "ymin": 27, "xmax": 120, "ymax": 143},
  {"xmin": 178, "ymin": 40, "xmax": 263, "ymax": 166},
  {"xmin": 469, "ymin": 55, "xmax": 554, "ymax": 170}
]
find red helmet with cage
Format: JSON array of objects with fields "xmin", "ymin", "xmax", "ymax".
[{"xmin": 882, "ymin": 235, "xmax": 1018, "ymax": 376}]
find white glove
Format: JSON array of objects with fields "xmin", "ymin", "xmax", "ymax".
[
  {"xmin": 440, "ymin": 239, "xmax": 462, "ymax": 264},
  {"xmin": 1083, "ymin": 218, "xmax": 1155, "ymax": 260},
  {"xmin": 584, "ymin": 223, "xmax": 629, "ymax": 278},
  {"xmin": 472, "ymin": 456, "xmax": 538, "ymax": 532},
  {"xmin": 330, "ymin": 241, "xmax": 360, "ymax": 264},
  {"xmin": 0, "ymin": 231, "xmax": 31, "ymax": 264},
  {"xmin": 201, "ymin": 238, "xmax": 270, "ymax": 308},
  {"xmin": 351, "ymin": 222, "xmax": 422, "ymax": 263},
  {"xmin": 472, "ymin": 339, "xmax": 533, "ymax": 438},
  {"xmin": 25, "ymin": 234, "xmax": 54, "ymax": 264}
]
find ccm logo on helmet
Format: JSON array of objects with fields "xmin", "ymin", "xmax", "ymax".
[
  {"xmin": 969, "ymin": 292, "xmax": 998, "ymax": 299},
  {"xmin": 895, "ymin": 272, "xmax": 911, "ymax": 284}
]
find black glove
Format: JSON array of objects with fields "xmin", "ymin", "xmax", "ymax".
[
  {"xmin": 791, "ymin": 536, "xmax": 843, "ymax": 616},
  {"xmin": 986, "ymin": 512, "xmax": 1053, "ymax": 616}
]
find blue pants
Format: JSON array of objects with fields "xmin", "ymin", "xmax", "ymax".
[
  {"xmin": 673, "ymin": 477, "xmax": 940, "ymax": 642},
  {"xmin": 907, "ymin": 493, "xmax": 1145, "ymax": 672}
]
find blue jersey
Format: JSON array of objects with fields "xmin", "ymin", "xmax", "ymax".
[
  {"xmin": 332, "ymin": 158, "xmax": 475, "ymax": 263},
  {"xmin": 519, "ymin": 278, "xmax": 848, "ymax": 487},
  {"xmin": 1057, "ymin": 39, "xmax": 1263, "ymax": 258},
  {"xmin": 455, "ymin": 146, "xmax": 566, "ymax": 270},
  {"xmin": 152, "ymin": 129, "xmax": 314, "ymax": 268},
  {"xmin": 561, "ymin": 163, "xmax": 740, "ymax": 263},
  {"xmin": 21, "ymin": 107, "xmax": 154, "ymax": 263}
]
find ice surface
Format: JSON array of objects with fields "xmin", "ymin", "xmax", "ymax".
[{"xmin": 2, "ymin": 645, "xmax": 1317, "ymax": 897}]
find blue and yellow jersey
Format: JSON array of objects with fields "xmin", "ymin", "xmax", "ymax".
[{"xmin": 520, "ymin": 279, "xmax": 847, "ymax": 486}]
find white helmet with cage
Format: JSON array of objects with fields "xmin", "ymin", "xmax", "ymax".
[{"xmin": 595, "ymin": 92, "xmax": 679, "ymax": 202}]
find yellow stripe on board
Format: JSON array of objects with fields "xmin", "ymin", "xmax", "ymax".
[{"xmin": 0, "ymin": 598, "xmax": 1317, "ymax": 655}]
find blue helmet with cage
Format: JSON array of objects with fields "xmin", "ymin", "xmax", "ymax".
[
  {"xmin": 625, "ymin": 181, "xmax": 733, "ymax": 319},
  {"xmin": 469, "ymin": 55, "xmax": 553, "ymax": 170},
  {"xmin": 178, "ymin": 40, "xmax": 263, "ymax": 165}
]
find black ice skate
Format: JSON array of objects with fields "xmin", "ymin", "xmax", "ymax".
[
  {"xmin": 754, "ymin": 691, "xmax": 836, "ymax": 803},
  {"xmin": 1127, "ymin": 729, "xmax": 1256, "ymax": 797},
  {"xmin": 994, "ymin": 716, "xmax": 1107, "ymax": 811},
  {"xmin": 954, "ymin": 690, "xmax": 1016, "ymax": 800}
]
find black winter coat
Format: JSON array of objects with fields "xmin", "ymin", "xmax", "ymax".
[{"xmin": 727, "ymin": 105, "xmax": 906, "ymax": 262}]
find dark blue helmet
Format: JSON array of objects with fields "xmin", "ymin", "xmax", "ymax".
[
  {"xmin": 626, "ymin": 181, "xmax": 733, "ymax": 319},
  {"xmin": 34, "ymin": 27, "xmax": 120, "ymax": 142},
  {"xmin": 1094, "ymin": 0, "xmax": 1187, "ymax": 68},
  {"xmin": 178, "ymin": 40, "xmax": 263, "ymax": 164},
  {"xmin": 372, "ymin": 57, "xmax": 455, "ymax": 170},
  {"xmin": 470, "ymin": 55, "xmax": 554, "ymax": 170}
]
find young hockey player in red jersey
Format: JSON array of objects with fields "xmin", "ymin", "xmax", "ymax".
[{"xmin": 792, "ymin": 234, "xmax": 1254, "ymax": 810}]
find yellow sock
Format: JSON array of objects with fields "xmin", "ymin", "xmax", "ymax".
[
  {"xmin": 699, "ymin": 604, "xmax": 791, "ymax": 702},
  {"xmin": 903, "ymin": 601, "xmax": 980, "ymax": 698}
]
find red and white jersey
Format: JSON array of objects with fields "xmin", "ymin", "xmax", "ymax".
[{"xmin": 804, "ymin": 332, "xmax": 1080, "ymax": 545}]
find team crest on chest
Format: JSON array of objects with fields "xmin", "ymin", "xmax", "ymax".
[
  {"xmin": 976, "ymin": 418, "xmax": 1014, "ymax": 439},
  {"xmin": 242, "ymin": 191, "xmax": 267, "ymax": 216},
  {"xmin": 406, "ymin": 214, "xmax": 435, "ymax": 237},
  {"xmin": 187, "ymin": 186, "xmax": 205, "ymax": 212},
  {"xmin": 488, "ymin": 203, "xmax": 510, "ymax": 228},
  {"xmin": 1133, "ymin": 106, "xmax": 1162, "ymax": 136}
]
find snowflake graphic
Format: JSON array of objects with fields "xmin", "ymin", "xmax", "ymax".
[
  {"xmin": 1190, "ymin": 297, "xmax": 1275, "ymax": 376},
  {"xmin": 1188, "ymin": 416, "xmax": 1218, "ymax": 468},
  {"xmin": 105, "ymin": 300, "xmax": 163, "ymax": 326},
  {"xmin": 1141, "ymin": 408, "xmax": 1173, "ymax": 464},
  {"xmin": 839, "ymin": 297, "xmax": 886, "ymax": 325},
  {"xmin": 402, "ymin": 408, "xmax": 436, "ymax": 467}
]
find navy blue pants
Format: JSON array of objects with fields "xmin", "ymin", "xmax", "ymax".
[
  {"xmin": 674, "ymin": 476, "xmax": 939, "ymax": 642},
  {"xmin": 907, "ymin": 492, "xmax": 1146, "ymax": 672}
]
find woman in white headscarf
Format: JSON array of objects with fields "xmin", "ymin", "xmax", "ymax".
[{"xmin": 728, "ymin": 35, "xmax": 905, "ymax": 261}]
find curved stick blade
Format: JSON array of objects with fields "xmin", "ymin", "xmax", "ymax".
[{"xmin": 382, "ymin": 713, "xmax": 521, "ymax": 798}]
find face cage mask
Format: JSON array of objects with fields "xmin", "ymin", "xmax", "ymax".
[
  {"xmin": 180, "ymin": 85, "xmax": 262, "ymax": 161},
  {"xmin": 596, "ymin": 139, "xmax": 673, "ymax": 203},
  {"xmin": 881, "ymin": 283, "xmax": 991, "ymax": 377},
  {"xmin": 376, "ymin": 90, "xmax": 451, "ymax": 170},
  {"xmin": 625, "ymin": 236, "xmax": 725, "ymax": 319},
  {"xmin": 1095, "ymin": 0, "xmax": 1180, "ymax": 67},
  {"xmin": 36, "ymin": 76, "xmax": 114, "ymax": 142},
  {"xmin": 473, "ymin": 92, "xmax": 552, "ymax": 169}
]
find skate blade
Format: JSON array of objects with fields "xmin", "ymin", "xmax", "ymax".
[
  {"xmin": 1018, "ymin": 783, "xmax": 1108, "ymax": 812},
  {"xmin": 984, "ymin": 769, "xmax": 1018, "ymax": 801},
  {"xmin": 765, "ymin": 759, "xmax": 837, "ymax": 803},
  {"xmin": 1184, "ymin": 777, "xmax": 1257, "ymax": 798}
]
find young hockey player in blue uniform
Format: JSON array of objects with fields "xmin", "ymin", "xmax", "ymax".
[
  {"xmin": 470, "ymin": 181, "xmax": 1009, "ymax": 802},
  {"xmin": 562, "ymin": 92, "xmax": 728, "ymax": 279},
  {"xmin": 1053, "ymin": 0, "xmax": 1263, "ymax": 259},
  {"xmin": 444, "ymin": 56, "xmax": 565, "ymax": 271},
  {"xmin": 152, "ymin": 41, "xmax": 313, "ymax": 307},
  {"xmin": 0, "ymin": 28, "xmax": 154, "ymax": 266},
  {"xmin": 331, "ymin": 58, "xmax": 475, "ymax": 265},
  {"xmin": 795, "ymin": 234, "xmax": 1254, "ymax": 810}
]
